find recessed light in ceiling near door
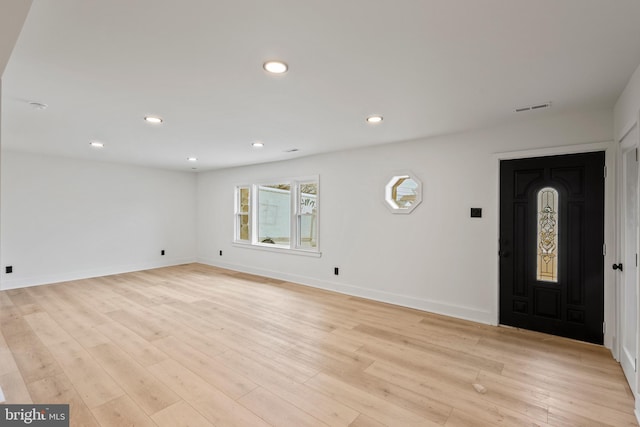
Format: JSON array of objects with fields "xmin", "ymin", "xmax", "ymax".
[
  {"xmin": 263, "ymin": 61, "xmax": 288, "ymax": 74},
  {"xmin": 187, "ymin": 157, "xmax": 197, "ymax": 162},
  {"xmin": 89, "ymin": 141, "xmax": 104, "ymax": 148},
  {"xmin": 252, "ymin": 141, "xmax": 265, "ymax": 148},
  {"xmin": 366, "ymin": 115, "xmax": 383, "ymax": 124},
  {"xmin": 144, "ymin": 116, "xmax": 163, "ymax": 124}
]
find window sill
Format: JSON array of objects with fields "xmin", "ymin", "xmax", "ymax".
[{"xmin": 232, "ymin": 242, "xmax": 322, "ymax": 258}]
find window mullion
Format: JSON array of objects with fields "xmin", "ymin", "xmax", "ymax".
[
  {"xmin": 251, "ymin": 184, "xmax": 258, "ymax": 245},
  {"xmin": 291, "ymin": 180, "xmax": 298, "ymax": 249}
]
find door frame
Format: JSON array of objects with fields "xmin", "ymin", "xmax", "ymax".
[
  {"xmin": 495, "ymin": 141, "xmax": 616, "ymax": 349},
  {"xmin": 617, "ymin": 114, "xmax": 640, "ymax": 402}
]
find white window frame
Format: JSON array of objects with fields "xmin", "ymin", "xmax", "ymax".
[
  {"xmin": 234, "ymin": 185, "xmax": 251, "ymax": 243},
  {"xmin": 233, "ymin": 176, "xmax": 320, "ymax": 257}
]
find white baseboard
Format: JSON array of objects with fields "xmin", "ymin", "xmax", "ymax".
[
  {"xmin": 0, "ymin": 257, "xmax": 197, "ymax": 290},
  {"xmin": 197, "ymin": 257, "xmax": 495, "ymax": 325}
]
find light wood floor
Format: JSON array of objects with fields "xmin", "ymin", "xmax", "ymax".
[{"xmin": 0, "ymin": 263, "xmax": 637, "ymax": 426}]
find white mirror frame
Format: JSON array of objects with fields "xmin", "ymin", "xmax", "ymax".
[{"xmin": 384, "ymin": 172, "xmax": 422, "ymax": 214}]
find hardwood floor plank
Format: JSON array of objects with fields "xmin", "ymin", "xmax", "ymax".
[
  {"xmin": 47, "ymin": 340, "xmax": 124, "ymax": 409},
  {"xmin": 95, "ymin": 321, "xmax": 168, "ymax": 367},
  {"xmin": 0, "ymin": 371, "xmax": 32, "ymax": 403},
  {"xmin": 150, "ymin": 304, "xmax": 231, "ymax": 354},
  {"xmin": 87, "ymin": 343, "xmax": 180, "ymax": 416},
  {"xmin": 347, "ymin": 414, "xmax": 387, "ymax": 427},
  {"xmin": 365, "ymin": 361, "xmax": 550, "ymax": 426},
  {"xmin": 28, "ymin": 374, "xmax": 100, "ymax": 426},
  {"xmin": 147, "ymin": 359, "xmax": 227, "ymax": 402},
  {"xmin": 29, "ymin": 288, "xmax": 111, "ymax": 341},
  {"xmin": 548, "ymin": 405, "xmax": 627, "ymax": 427},
  {"xmin": 352, "ymin": 324, "xmax": 504, "ymax": 374},
  {"xmin": 265, "ymin": 380, "xmax": 360, "ymax": 427},
  {"xmin": 106, "ymin": 309, "xmax": 171, "ymax": 342},
  {"xmin": 24, "ymin": 311, "xmax": 75, "ymax": 346},
  {"xmin": 92, "ymin": 395, "xmax": 157, "ymax": 427},
  {"xmin": 211, "ymin": 349, "xmax": 359, "ymax": 426},
  {"xmin": 546, "ymin": 395, "xmax": 639, "ymax": 427},
  {"xmin": 324, "ymin": 369, "xmax": 453, "ymax": 424},
  {"xmin": 214, "ymin": 334, "xmax": 319, "ymax": 384},
  {"xmin": 305, "ymin": 372, "xmax": 440, "ymax": 427},
  {"xmin": 474, "ymin": 370, "xmax": 551, "ymax": 408},
  {"xmin": 1, "ymin": 317, "xmax": 64, "ymax": 384},
  {"xmin": 0, "ymin": 291, "xmax": 14, "ymax": 308},
  {"xmin": 500, "ymin": 364, "xmax": 631, "ymax": 402},
  {"xmin": 7, "ymin": 288, "xmax": 39, "ymax": 307},
  {"xmin": 444, "ymin": 409, "xmax": 516, "ymax": 427},
  {"xmin": 151, "ymin": 336, "xmax": 257, "ymax": 400},
  {"xmin": 147, "ymin": 358, "xmax": 270, "ymax": 427},
  {"xmin": 355, "ymin": 338, "xmax": 480, "ymax": 385},
  {"xmin": 150, "ymin": 401, "xmax": 213, "ymax": 427},
  {"xmin": 238, "ymin": 387, "xmax": 329, "ymax": 427},
  {"xmin": 0, "ymin": 346, "xmax": 20, "ymax": 377}
]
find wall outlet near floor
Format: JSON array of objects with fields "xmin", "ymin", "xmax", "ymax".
[
  {"xmin": 5, "ymin": 266, "xmax": 12, "ymax": 274},
  {"xmin": 334, "ymin": 267, "xmax": 339, "ymax": 275},
  {"xmin": 161, "ymin": 250, "xmax": 165, "ymax": 256},
  {"xmin": 219, "ymin": 250, "xmax": 223, "ymax": 256}
]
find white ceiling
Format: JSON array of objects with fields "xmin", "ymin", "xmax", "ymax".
[{"xmin": 2, "ymin": 0, "xmax": 640, "ymax": 172}]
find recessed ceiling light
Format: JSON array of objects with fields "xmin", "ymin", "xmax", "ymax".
[
  {"xmin": 187, "ymin": 157, "xmax": 197, "ymax": 162},
  {"xmin": 89, "ymin": 141, "xmax": 104, "ymax": 148},
  {"xmin": 252, "ymin": 141, "xmax": 265, "ymax": 148},
  {"xmin": 366, "ymin": 115, "xmax": 383, "ymax": 124},
  {"xmin": 263, "ymin": 61, "xmax": 288, "ymax": 74},
  {"xmin": 144, "ymin": 116, "xmax": 163, "ymax": 124}
]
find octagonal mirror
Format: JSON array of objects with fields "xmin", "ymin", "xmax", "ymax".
[{"xmin": 384, "ymin": 173, "xmax": 422, "ymax": 214}]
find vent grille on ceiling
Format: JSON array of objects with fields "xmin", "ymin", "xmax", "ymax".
[{"xmin": 515, "ymin": 102, "xmax": 552, "ymax": 113}]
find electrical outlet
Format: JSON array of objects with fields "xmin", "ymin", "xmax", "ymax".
[
  {"xmin": 334, "ymin": 267, "xmax": 339, "ymax": 275},
  {"xmin": 219, "ymin": 250, "xmax": 223, "ymax": 256},
  {"xmin": 5, "ymin": 266, "xmax": 13, "ymax": 274},
  {"xmin": 161, "ymin": 250, "xmax": 165, "ymax": 256}
]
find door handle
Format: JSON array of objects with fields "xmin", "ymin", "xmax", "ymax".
[{"xmin": 613, "ymin": 263, "xmax": 623, "ymax": 271}]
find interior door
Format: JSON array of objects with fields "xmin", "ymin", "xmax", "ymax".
[
  {"xmin": 619, "ymin": 124, "xmax": 639, "ymax": 392},
  {"xmin": 500, "ymin": 152, "xmax": 605, "ymax": 344}
]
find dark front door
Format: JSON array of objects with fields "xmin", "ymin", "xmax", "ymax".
[{"xmin": 499, "ymin": 152, "xmax": 605, "ymax": 344}]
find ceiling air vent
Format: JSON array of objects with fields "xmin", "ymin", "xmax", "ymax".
[{"xmin": 515, "ymin": 102, "xmax": 551, "ymax": 113}]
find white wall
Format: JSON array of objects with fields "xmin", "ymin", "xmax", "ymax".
[
  {"xmin": 0, "ymin": 151, "xmax": 197, "ymax": 289},
  {"xmin": 615, "ymin": 64, "xmax": 640, "ymax": 141},
  {"xmin": 197, "ymin": 108, "xmax": 614, "ymax": 327}
]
